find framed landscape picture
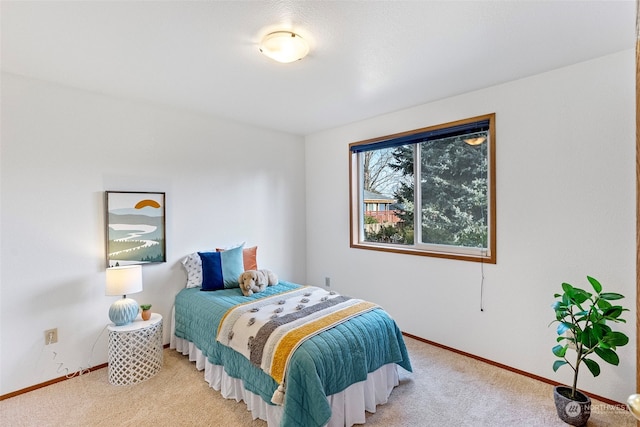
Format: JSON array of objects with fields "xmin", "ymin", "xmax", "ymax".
[{"xmin": 105, "ymin": 191, "xmax": 166, "ymax": 267}]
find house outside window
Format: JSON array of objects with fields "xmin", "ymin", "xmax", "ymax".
[
  {"xmin": 349, "ymin": 114, "xmax": 496, "ymax": 263},
  {"xmin": 363, "ymin": 190, "xmax": 401, "ymax": 237}
]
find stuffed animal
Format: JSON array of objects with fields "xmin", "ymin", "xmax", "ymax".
[{"xmin": 238, "ymin": 269, "xmax": 278, "ymax": 297}]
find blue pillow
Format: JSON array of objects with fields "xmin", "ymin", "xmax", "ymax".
[
  {"xmin": 198, "ymin": 245, "xmax": 244, "ymax": 291},
  {"xmin": 198, "ymin": 251, "xmax": 223, "ymax": 291}
]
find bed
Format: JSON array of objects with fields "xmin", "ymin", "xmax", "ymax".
[{"xmin": 170, "ymin": 280, "xmax": 412, "ymax": 427}]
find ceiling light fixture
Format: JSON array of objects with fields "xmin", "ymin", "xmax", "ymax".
[
  {"xmin": 259, "ymin": 31, "xmax": 309, "ymax": 63},
  {"xmin": 463, "ymin": 136, "xmax": 487, "ymax": 146},
  {"xmin": 463, "ymin": 132, "xmax": 488, "ymax": 146}
]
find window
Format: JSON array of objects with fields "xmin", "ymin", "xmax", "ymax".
[{"xmin": 349, "ymin": 114, "xmax": 496, "ymax": 263}]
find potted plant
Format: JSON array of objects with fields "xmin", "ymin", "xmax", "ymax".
[
  {"xmin": 140, "ymin": 304, "xmax": 152, "ymax": 321},
  {"xmin": 550, "ymin": 276, "xmax": 629, "ymax": 426}
]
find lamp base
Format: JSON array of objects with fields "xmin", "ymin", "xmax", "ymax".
[{"xmin": 109, "ymin": 297, "xmax": 139, "ymax": 326}]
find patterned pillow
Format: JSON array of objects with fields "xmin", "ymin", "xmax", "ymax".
[
  {"xmin": 181, "ymin": 253, "xmax": 203, "ymax": 288},
  {"xmin": 198, "ymin": 245, "xmax": 245, "ymax": 291}
]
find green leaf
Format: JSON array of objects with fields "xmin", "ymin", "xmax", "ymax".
[
  {"xmin": 571, "ymin": 289, "xmax": 591, "ymax": 304},
  {"xmin": 603, "ymin": 306, "xmax": 623, "ymax": 319},
  {"xmin": 581, "ymin": 327, "xmax": 598, "ymax": 348},
  {"xmin": 587, "ymin": 276, "xmax": 602, "ymax": 293},
  {"xmin": 600, "ymin": 292, "xmax": 624, "ymax": 301},
  {"xmin": 591, "ymin": 324, "xmax": 604, "ymax": 340},
  {"xmin": 588, "ymin": 310, "xmax": 602, "ymax": 324},
  {"xmin": 576, "ymin": 312, "xmax": 590, "ymax": 322},
  {"xmin": 553, "ymin": 360, "xmax": 568, "ymax": 372},
  {"xmin": 561, "ymin": 282, "xmax": 574, "ymax": 295},
  {"xmin": 599, "ymin": 341, "xmax": 611, "ymax": 350},
  {"xmin": 552, "ymin": 344, "xmax": 567, "ymax": 357},
  {"xmin": 583, "ymin": 358, "xmax": 601, "ymax": 377},
  {"xmin": 604, "ymin": 331, "xmax": 629, "ymax": 347},
  {"xmin": 596, "ymin": 298, "xmax": 612, "ymax": 310},
  {"xmin": 594, "ymin": 347, "xmax": 619, "ymax": 365},
  {"xmin": 600, "ymin": 324, "xmax": 612, "ymax": 334}
]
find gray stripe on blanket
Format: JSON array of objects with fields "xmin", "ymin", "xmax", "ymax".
[{"xmin": 249, "ymin": 295, "xmax": 352, "ymax": 366}]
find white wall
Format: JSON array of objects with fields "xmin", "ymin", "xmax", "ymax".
[
  {"xmin": 0, "ymin": 73, "xmax": 306, "ymax": 395},
  {"xmin": 304, "ymin": 50, "xmax": 636, "ymax": 403},
  {"xmin": 1, "ymin": 50, "xmax": 635, "ymax": 403}
]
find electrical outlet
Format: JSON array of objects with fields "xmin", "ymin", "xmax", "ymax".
[
  {"xmin": 45, "ymin": 328, "xmax": 58, "ymax": 345},
  {"xmin": 325, "ymin": 277, "xmax": 331, "ymax": 287}
]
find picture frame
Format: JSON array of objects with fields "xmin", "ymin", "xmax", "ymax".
[{"xmin": 105, "ymin": 191, "xmax": 166, "ymax": 267}]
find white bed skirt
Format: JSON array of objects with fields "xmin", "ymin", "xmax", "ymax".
[{"xmin": 170, "ymin": 336, "xmax": 399, "ymax": 427}]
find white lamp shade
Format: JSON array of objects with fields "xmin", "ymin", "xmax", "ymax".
[
  {"xmin": 106, "ymin": 265, "xmax": 143, "ymax": 296},
  {"xmin": 259, "ymin": 31, "xmax": 309, "ymax": 63}
]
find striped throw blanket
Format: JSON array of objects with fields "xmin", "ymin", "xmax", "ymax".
[{"xmin": 216, "ymin": 286, "xmax": 379, "ymax": 404}]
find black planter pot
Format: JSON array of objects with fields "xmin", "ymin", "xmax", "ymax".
[{"xmin": 553, "ymin": 386, "xmax": 591, "ymax": 426}]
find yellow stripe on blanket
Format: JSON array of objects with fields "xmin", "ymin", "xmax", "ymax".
[
  {"xmin": 216, "ymin": 287, "xmax": 306, "ymax": 337},
  {"xmin": 269, "ymin": 300, "xmax": 379, "ymax": 385}
]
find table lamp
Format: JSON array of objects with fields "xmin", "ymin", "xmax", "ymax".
[{"xmin": 106, "ymin": 265, "xmax": 143, "ymax": 326}]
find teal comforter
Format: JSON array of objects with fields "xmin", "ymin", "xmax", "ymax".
[{"xmin": 174, "ymin": 281, "xmax": 412, "ymax": 427}]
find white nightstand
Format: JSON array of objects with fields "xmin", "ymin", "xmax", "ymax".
[{"xmin": 107, "ymin": 313, "xmax": 163, "ymax": 386}]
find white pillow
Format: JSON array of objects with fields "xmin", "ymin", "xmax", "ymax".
[{"xmin": 181, "ymin": 253, "xmax": 203, "ymax": 288}]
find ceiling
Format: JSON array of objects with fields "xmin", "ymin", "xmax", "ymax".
[{"xmin": 1, "ymin": 1, "xmax": 635, "ymax": 136}]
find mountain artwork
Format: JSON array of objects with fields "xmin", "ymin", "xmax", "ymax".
[{"xmin": 105, "ymin": 192, "xmax": 166, "ymax": 267}]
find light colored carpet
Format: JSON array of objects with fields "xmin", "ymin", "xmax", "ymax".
[{"xmin": 1, "ymin": 336, "xmax": 634, "ymax": 426}]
